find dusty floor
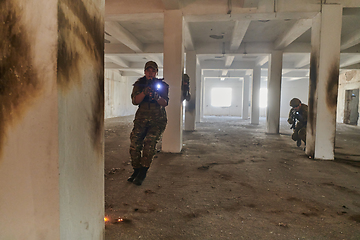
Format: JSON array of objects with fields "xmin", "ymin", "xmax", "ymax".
[{"xmin": 104, "ymin": 116, "xmax": 360, "ymax": 240}]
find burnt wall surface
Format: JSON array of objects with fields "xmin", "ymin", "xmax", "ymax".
[
  {"xmin": 308, "ymin": 49, "xmax": 318, "ymax": 136},
  {"xmin": 0, "ymin": 1, "xmax": 42, "ymax": 159},
  {"xmin": 58, "ymin": 0, "xmax": 104, "ymax": 154},
  {"xmin": 326, "ymin": 60, "xmax": 340, "ymax": 111}
]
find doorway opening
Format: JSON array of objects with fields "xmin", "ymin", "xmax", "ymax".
[{"xmin": 344, "ymin": 89, "xmax": 359, "ymax": 125}]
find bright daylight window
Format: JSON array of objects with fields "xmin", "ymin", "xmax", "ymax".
[
  {"xmin": 259, "ymin": 88, "xmax": 268, "ymax": 108},
  {"xmin": 211, "ymin": 88, "xmax": 232, "ymax": 107}
]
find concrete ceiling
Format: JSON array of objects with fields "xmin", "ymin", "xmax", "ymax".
[{"xmin": 104, "ymin": 0, "xmax": 360, "ymax": 81}]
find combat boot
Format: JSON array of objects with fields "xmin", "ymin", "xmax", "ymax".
[
  {"xmin": 127, "ymin": 168, "xmax": 141, "ymax": 182},
  {"xmin": 133, "ymin": 167, "xmax": 149, "ymax": 186}
]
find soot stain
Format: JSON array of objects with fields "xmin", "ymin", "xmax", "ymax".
[
  {"xmin": 57, "ymin": 0, "xmax": 104, "ymax": 154},
  {"xmin": 57, "ymin": 6, "xmax": 81, "ymax": 88},
  {"xmin": 57, "ymin": 0, "xmax": 104, "ymax": 89},
  {"xmin": 326, "ymin": 60, "xmax": 339, "ymax": 111},
  {"xmin": 308, "ymin": 50, "xmax": 318, "ymax": 136},
  {"xmin": 0, "ymin": 1, "xmax": 41, "ymax": 158},
  {"xmin": 91, "ymin": 72, "xmax": 104, "ymax": 155}
]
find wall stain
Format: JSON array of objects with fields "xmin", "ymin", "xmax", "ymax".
[
  {"xmin": 326, "ymin": 60, "xmax": 340, "ymax": 111},
  {"xmin": 308, "ymin": 50, "xmax": 318, "ymax": 136},
  {"xmin": 0, "ymin": 1, "xmax": 41, "ymax": 159},
  {"xmin": 57, "ymin": 0, "xmax": 104, "ymax": 155},
  {"xmin": 345, "ymin": 70, "xmax": 356, "ymax": 82},
  {"xmin": 91, "ymin": 73, "xmax": 104, "ymax": 155}
]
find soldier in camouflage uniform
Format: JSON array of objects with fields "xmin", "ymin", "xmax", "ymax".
[
  {"xmin": 181, "ymin": 73, "xmax": 191, "ymax": 102},
  {"xmin": 287, "ymin": 98, "xmax": 308, "ymax": 147},
  {"xmin": 127, "ymin": 61, "xmax": 169, "ymax": 186}
]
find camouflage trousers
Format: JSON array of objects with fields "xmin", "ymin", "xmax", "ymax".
[
  {"xmin": 129, "ymin": 108, "xmax": 167, "ymax": 168},
  {"xmin": 292, "ymin": 126, "xmax": 306, "ymax": 143}
]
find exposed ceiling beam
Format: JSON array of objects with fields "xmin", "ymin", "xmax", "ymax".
[
  {"xmin": 242, "ymin": 0, "xmax": 260, "ymax": 8},
  {"xmin": 161, "ymin": 0, "xmax": 181, "ymax": 9},
  {"xmin": 225, "ymin": 56, "xmax": 235, "ymax": 67},
  {"xmin": 106, "ymin": 55, "xmax": 130, "ymax": 68},
  {"xmin": 230, "ymin": 20, "xmax": 251, "ymax": 51},
  {"xmin": 105, "ymin": 21, "xmax": 144, "ymax": 53},
  {"xmin": 185, "ymin": 12, "xmax": 318, "ymax": 23},
  {"xmin": 184, "ymin": 21, "xmax": 195, "ymax": 51},
  {"xmin": 106, "ymin": 42, "xmax": 311, "ymax": 55},
  {"xmin": 294, "ymin": 54, "xmax": 310, "ymax": 68},
  {"xmin": 105, "ymin": 13, "xmax": 164, "ymax": 22},
  {"xmin": 340, "ymin": 55, "xmax": 360, "ymax": 68},
  {"xmin": 222, "ymin": 70, "xmax": 228, "ymax": 76},
  {"xmin": 201, "ymin": 60, "xmax": 255, "ymax": 69},
  {"xmin": 340, "ymin": 29, "xmax": 360, "ymax": 51},
  {"xmin": 201, "ymin": 59, "xmax": 294, "ymax": 70},
  {"xmin": 205, "ymin": 77, "xmax": 245, "ymax": 80},
  {"xmin": 274, "ymin": 19, "xmax": 312, "ymax": 50},
  {"xmin": 256, "ymin": 55, "xmax": 269, "ymax": 66}
]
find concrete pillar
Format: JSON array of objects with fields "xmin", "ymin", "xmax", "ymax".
[
  {"xmin": 306, "ymin": 4, "xmax": 342, "ymax": 160},
  {"xmin": 0, "ymin": 1, "xmax": 105, "ymax": 240},
  {"xmin": 267, "ymin": 51, "xmax": 283, "ymax": 134},
  {"xmin": 251, "ymin": 66, "xmax": 261, "ymax": 124},
  {"xmin": 242, "ymin": 75, "xmax": 250, "ymax": 119},
  {"xmin": 185, "ymin": 50, "xmax": 196, "ymax": 131},
  {"xmin": 195, "ymin": 62, "xmax": 201, "ymax": 123},
  {"xmin": 200, "ymin": 72, "xmax": 205, "ymax": 121},
  {"xmin": 162, "ymin": 10, "xmax": 184, "ymax": 152}
]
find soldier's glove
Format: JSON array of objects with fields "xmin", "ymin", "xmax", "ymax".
[
  {"xmin": 143, "ymin": 87, "xmax": 151, "ymax": 96},
  {"xmin": 153, "ymin": 92, "xmax": 160, "ymax": 101},
  {"xmin": 287, "ymin": 118, "xmax": 294, "ymax": 125}
]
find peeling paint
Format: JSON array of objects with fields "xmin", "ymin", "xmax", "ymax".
[
  {"xmin": 0, "ymin": 1, "xmax": 41, "ymax": 159},
  {"xmin": 326, "ymin": 61, "xmax": 340, "ymax": 111},
  {"xmin": 345, "ymin": 70, "xmax": 356, "ymax": 82},
  {"xmin": 57, "ymin": 0, "xmax": 104, "ymax": 154}
]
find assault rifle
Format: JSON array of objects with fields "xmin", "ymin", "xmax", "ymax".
[
  {"xmin": 147, "ymin": 78, "xmax": 165, "ymax": 101},
  {"xmin": 290, "ymin": 109, "xmax": 305, "ymax": 129}
]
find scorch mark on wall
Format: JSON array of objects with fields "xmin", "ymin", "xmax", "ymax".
[
  {"xmin": 57, "ymin": 0, "xmax": 104, "ymax": 155},
  {"xmin": 308, "ymin": 49, "xmax": 318, "ymax": 137},
  {"xmin": 0, "ymin": 1, "xmax": 42, "ymax": 159},
  {"xmin": 326, "ymin": 60, "xmax": 340, "ymax": 111}
]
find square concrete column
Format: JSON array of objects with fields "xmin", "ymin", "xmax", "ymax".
[
  {"xmin": 251, "ymin": 66, "xmax": 261, "ymax": 125},
  {"xmin": 0, "ymin": 1, "xmax": 105, "ymax": 240},
  {"xmin": 306, "ymin": 4, "xmax": 342, "ymax": 160},
  {"xmin": 195, "ymin": 62, "xmax": 201, "ymax": 123},
  {"xmin": 267, "ymin": 51, "xmax": 283, "ymax": 134},
  {"xmin": 200, "ymin": 73, "xmax": 205, "ymax": 121},
  {"xmin": 185, "ymin": 50, "xmax": 197, "ymax": 131},
  {"xmin": 242, "ymin": 75, "xmax": 250, "ymax": 119},
  {"xmin": 162, "ymin": 10, "xmax": 184, "ymax": 152}
]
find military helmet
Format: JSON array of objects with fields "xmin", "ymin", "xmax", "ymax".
[
  {"xmin": 290, "ymin": 98, "xmax": 301, "ymax": 107},
  {"xmin": 182, "ymin": 73, "xmax": 190, "ymax": 83},
  {"xmin": 144, "ymin": 61, "xmax": 158, "ymax": 72}
]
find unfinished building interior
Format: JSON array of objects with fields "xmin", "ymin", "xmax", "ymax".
[{"xmin": 1, "ymin": 0, "xmax": 360, "ymax": 239}]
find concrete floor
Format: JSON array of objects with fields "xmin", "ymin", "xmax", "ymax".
[{"xmin": 104, "ymin": 116, "xmax": 360, "ymax": 240}]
